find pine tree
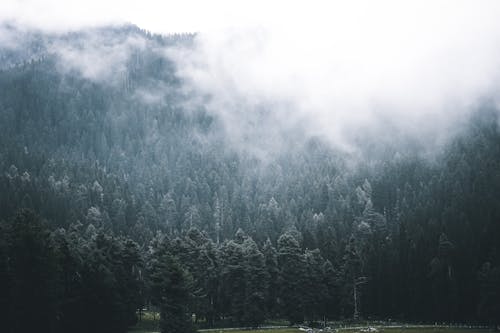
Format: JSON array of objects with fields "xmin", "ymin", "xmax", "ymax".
[
  {"xmin": 149, "ymin": 250, "xmax": 194, "ymax": 333},
  {"xmin": 4, "ymin": 209, "xmax": 59, "ymax": 333},
  {"xmin": 303, "ymin": 249, "xmax": 327, "ymax": 324},
  {"xmin": 277, "ymin": 231, "xmax": 306, "ymax": 324},
  {"xmin": 477, "ymin": 262, "xmax": 500, "ymax": 327},
  {"xmin": 322, "ymin": 259, "xmax": 339, "ymax": 321},
  {"xmin": 262, "ymin": 238, "xmax": 279, "ymax": 317},
  {"xmin": 242, "ymin": 236, "xmax": 268, "ymax": 327},
  {"xmin": 220, "ymin": 240, "xmax": 246, "ymax": 324}
]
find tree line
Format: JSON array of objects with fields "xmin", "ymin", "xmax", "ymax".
[
  {"xmin": 0, "ymin": 24, "xmax": 499, "ymax": 333},
  {"xmin": 0, "ymin": 209, "xmax": 348, "ymax": 332}
]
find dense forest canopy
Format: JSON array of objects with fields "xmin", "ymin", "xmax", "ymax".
[{"xmin": 0, "ymin": 23, "xmax": 499, "ymax": 333}]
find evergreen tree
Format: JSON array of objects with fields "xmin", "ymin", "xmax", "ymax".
[
  {"xmin": 303, "ymin": 249, "xmax": 327, "ymax": 324},
  {"xmin": 242, "ymin": 236, "xmax": 268, "ymax": 327},
  {"xmin": 4, "ymin": 210, "xmax": 59, "ymax": 333},
  {"xmin": 149, "ymin": 250, "xmax": 194, "ymax": 333},
  {"xmin": 220, "ymin": 240, "xmax": 246, "ymax": 324},
  {"xmin": 262, "ymin": 238, "xmax": 279, "ymax": 317},
  {"xmin": 477, "ymin": 262, "xmax": 500, "ymax": 327},
  {"xmin": 277, "ymin": 231, "xmax": 306, "ymax": 324},
  {"xmin": 322, "ymin": 259, "xmax": 339, "ymax": 321}
]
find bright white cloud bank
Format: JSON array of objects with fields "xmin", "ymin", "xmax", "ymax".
[{"xmin": 168, "ymin": 1, "xmax": 500, "ymax": 154}]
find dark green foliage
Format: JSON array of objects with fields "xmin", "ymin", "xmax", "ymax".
[
  {"xmin": 322, "ymin": 259, "xmax": 339, "ymax": 320},
  {"xmin": 278, "ymin": 232, "xmax": 306, "ymax": 324},
  {"xmin": 242, "ymin": 237, "xmax": 268, "ymax": 327},
  {"xmin": 1, "ymin": 209, "xmax": 58, "ymax": 333},
  {"xmin": 477, "ymin": 262, "xmax": 500, "ymax": 326},
  {"xmin": 149, "ymin": 249, "xmax": 194, "ymax": 333},
  {"xmin": 220, "ymin": 240, "xmax": 247, "ymax": 324},
  {"xmin": 1, "ymin": 24, "xmax": 500, "ymax": 328},
  {"xmin": 303, "ymin": 249, "xmax": 327, "ymax": 324},
  {"xmin": 262, "ymin": 238, "xmax": 279, "ymax": 317},
  {"xmin": 0, "ymin": 210, "xmax": 144, "ymax": 333}
]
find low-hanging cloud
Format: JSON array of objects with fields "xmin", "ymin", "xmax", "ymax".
[
  {"xmin": 53, "ymin": 31, "xmax": 147, "ymax": 83},
  {"xmin": 168, "ymin": 1, "xmax": 500, "ymax": 159},
  {"xmin": 3, "ymin": 1, "xmax": 500, "ymax": 161},
  {"xmin": 0, "ymin": 23, "xmax": 148, "ymax": 83}
]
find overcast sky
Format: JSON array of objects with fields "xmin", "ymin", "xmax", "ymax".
[
  {"xmin": 0, "ymin": 1, "xmax": 497, "ymax": 34},
  {"xmin": 1, "ymin": 0, "xmax": 326, "ymax": 33}
]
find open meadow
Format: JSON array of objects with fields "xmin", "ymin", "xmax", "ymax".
[{"xmin": 128, "ymin": 320, "xmax": 492, "ymax": 333}]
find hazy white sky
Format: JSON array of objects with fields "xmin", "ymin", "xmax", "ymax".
[
  {"xmin": 0, "ymin": 0, "xmax": 497, "ymax": 34},
  {"xmin": 1, "ymin": 0, "xmax": 324, "ymax": 32}
]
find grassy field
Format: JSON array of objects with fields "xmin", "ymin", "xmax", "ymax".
[
  {"xmin": 128, "ymin": 311, "xmax": 160, "ymax": 333},
  {"xmin": 210, "ymin": 328, "xmax": 490, "ymax": 333},
  {"xmin": 128, "ymin": 316, "xmax": 491, "ymax": 333},
  {"xmin": 346, "ymin": 328, "xmax": 490, "ymax": 333},
  {"xmin": 201, "ymin": 329, "xmax": 300, "ymax": 333}
]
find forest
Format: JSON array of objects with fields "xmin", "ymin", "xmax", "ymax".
[{"xmin": 0, "ymin": 23, "xmax": 499, "ymax": 333}]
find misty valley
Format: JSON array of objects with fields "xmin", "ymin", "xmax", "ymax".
[{"xmin": 0, "ymin": 22, "xmax": 500, "ymax": 333}]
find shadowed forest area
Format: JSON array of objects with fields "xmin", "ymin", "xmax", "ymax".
[{"xmin": 0, "ymin": 24, "xmax": 499, "ymax": 333}]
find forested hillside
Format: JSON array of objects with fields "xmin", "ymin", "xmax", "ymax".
[{"xmin": 0, "ymin": 24, "xmax": 499, "ymax": 333}]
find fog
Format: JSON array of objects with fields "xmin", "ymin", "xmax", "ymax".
[
  {"xmin": 54, "ymin": 31, "xmax": 148, "ymax": 83},
  {"xmin": 169, "ymin": 2, "xmax": 500, "ymax": 158},
  {"xmin": 3, "ymin": 1, "xmax": 500, "ymax": 159}
]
